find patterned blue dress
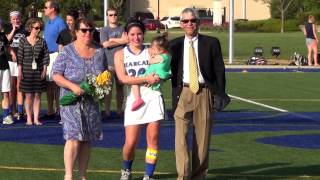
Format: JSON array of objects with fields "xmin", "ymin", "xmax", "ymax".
[{"xmin": 52, "ymin": 43, "xmax": 107, "ymax": 141}]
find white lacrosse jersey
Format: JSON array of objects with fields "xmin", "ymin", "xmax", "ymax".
[
  {"xmin": 123, "ymin": 45, "xmax": 165, "ymax": 126},
  {"xmin": 124, "ymin": 45, "xmax": 149, "ymax": 77}
]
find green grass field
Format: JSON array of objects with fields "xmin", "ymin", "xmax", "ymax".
[
  {"xmin": 1, "ymin": 71, "xmax": 320, "ymax": 180},
  {"xmin": 226, "ymin": 72, "xmax": 320, "ymax": 112}
]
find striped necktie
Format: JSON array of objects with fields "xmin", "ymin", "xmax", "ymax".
[{"xmin": 189, "ymin": 40, "xmax": 199, "ymax": 94}]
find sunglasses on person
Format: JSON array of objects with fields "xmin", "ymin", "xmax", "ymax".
[
  {"xmin": 108, "ymin": 14, "xmax": 118, "ymax": 17},
  {"xmin": 79, "ymin": 28, "xmax": 94, "ymax": 33},
  {"xmin": 181, "ymin": 18, "xmax": 197, "ymax": 24},
  {"xmin": 32, "ymin": 26, "xmax": 41, "ymax": 30}
]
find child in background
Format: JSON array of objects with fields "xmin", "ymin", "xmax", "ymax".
[
  {"xmin": 0, "ymin": 18, "xmax": 17, "ymax": 124},
  {"xmin": 131, "ymin": 33, "xmax": 171, "ymax": 111}
]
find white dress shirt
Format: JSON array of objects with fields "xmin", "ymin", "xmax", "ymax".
[{"xmin": 182, "ymin": 35, "xmax": 205, "ymax": 84}]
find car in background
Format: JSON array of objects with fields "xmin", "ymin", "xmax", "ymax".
[
  {"xmin": 143, "ymin": 19, "xmax": 165, "ymax": 31},
  {"xmin": 200, "ymin": 17, "xmax": 213, "ymax": 27},
  {"xmin": 160, "ymin": 16, "xmax": 180, "ymax": 29},
  {"xmin": 134, "ymin": 11, "xmax": 154, "ymax": 21}
]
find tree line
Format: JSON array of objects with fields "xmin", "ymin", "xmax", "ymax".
[{"xmin": 257, "ymin": 0, "xmax": 320, "ymax": 33}]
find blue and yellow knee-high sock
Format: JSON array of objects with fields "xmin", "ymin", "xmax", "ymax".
[
  {"xmin": 8, "ymin": 105, "xmax": 12, "ymax": 114},
  {"xmin": 17, "ymin": 104, "xmax": 24, "ymax": 114},
  {"xmin": 122, "ymin": 160, "xmax": 133, "ymax": 171},
  {"xmin": 145, "ymin": 148, "xmax": 158, "ymax": 177},
  {"xmin": 2, "ymin": 108, "xmax": 10, "ymax": 118},
  {"xmin": 145, "ymin": 162, "xmax": 156, "ymax": 177}
]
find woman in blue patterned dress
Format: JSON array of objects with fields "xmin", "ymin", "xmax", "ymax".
[{"xmin": 52, "ymin": 18, "xmax": 107, "ymax": 180}]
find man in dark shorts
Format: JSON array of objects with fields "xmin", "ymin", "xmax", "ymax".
[{"xmin": 5, "ymin": 10, "xmax": 28, "ymax": 120}]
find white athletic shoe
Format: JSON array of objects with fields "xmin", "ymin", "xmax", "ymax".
[
  {"xmin": 142, "ymin": 175, "xmax": 155, "ymax": 180},
  {"xmin": 3, "ymin": 115, "xmax": 14, "ymax": 125},
  {"xmin": 120, "ymin": 169, "xmax": 132, "ymax": 180}
]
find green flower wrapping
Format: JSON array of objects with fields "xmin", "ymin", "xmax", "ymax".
[
  {"xmin": 59, "ymin": 71, "xmax": 112, "ymax": 106},
  {"xmin": 59, "ymin": 82, "xmax": 94, "ymax": 106}
]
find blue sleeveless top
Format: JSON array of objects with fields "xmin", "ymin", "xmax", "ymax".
[{"xmin": 305, "ymin": 22, "xmax": 315, "ymax": 39}]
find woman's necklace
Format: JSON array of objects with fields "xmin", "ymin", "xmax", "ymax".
[{"xmin": 27, "ymin": 35, "xmax": 38, "ymax": 46}]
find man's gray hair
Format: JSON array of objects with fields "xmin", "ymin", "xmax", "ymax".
[{"xmin": 180, "ymin": 7, "xmax": 199, "ymax": 20}]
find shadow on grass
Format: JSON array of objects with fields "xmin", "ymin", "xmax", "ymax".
[
  {"xmin": 131, "ymin": 162, "xmax": 320, "ymax": 179},
  {"xmin": 132, "ymin": 173, "xmax": 177, "ymax": 180},
  {"xmin": 207, "ymin": 162, "xmax": 320, "ymax": 179}
]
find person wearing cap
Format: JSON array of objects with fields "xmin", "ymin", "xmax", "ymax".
[
  {"xmin": 5, "ymin": 10, "xmax": 29, "ymax": 121},
  {"xmin": 43, "ymin": 0, "xmax": 67, "ymax": 120},
  {"xmin": 0, "ymin": 18, "xmax": 17, "ymax": 125}
]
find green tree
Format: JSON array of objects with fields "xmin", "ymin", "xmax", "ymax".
[
  {"xmin": 0, "ymin": 0, "xmax": 37, "ymax": 24},
  {"xmin": 109, "ymin": 0, "xmax": 127, "ymax": 21},
  {"xmin": 0, "ymin": 0, "xmax": 14, "ymax": 23},
  {"xmin": 270, "ymin": 0, "xmax": 302, "ymax": 19},
  {"xmin": 256, "ymin": 0, "xmax": 295, "ymax": 33},
  {"xmin": 302, "ymin": 0, "xmax": 320, "ymax": 11},
  {"xmin": 91, "ymin": 0, "xmax": 104, "ymax": 20}
]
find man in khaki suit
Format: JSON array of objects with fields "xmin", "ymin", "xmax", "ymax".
[{"xmin": 169, "ymin": 7, "xmax": 228, "ymax": 180}]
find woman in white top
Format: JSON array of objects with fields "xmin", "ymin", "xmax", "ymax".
[{"xmin": 114, "ymin": 19, "xmax": 163, "ymax": 180}]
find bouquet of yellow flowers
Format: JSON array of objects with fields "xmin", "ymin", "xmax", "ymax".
[{"xmin": 60, "ymin": 70, "xmax": 112, "ymax": 106}]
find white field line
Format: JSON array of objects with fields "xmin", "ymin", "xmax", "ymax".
[
  {"xmin": 229, "ymin": 94, "xmax": 289, "ymax": 112},
  {"xmin": 0, "ymin": 165, "xmax": 169, "ymax": 175},
  {"xmin": 233, "ymin": 99, "xmax": 320, "ymax": 102},
  {"xmin": 229, "ymin": 94, "xmax": 319, "ymax": 121}
]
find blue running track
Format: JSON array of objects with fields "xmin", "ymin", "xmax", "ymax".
[{"xmin": 0, "ymin": 111, "xmax": 319, "ymax": 150}]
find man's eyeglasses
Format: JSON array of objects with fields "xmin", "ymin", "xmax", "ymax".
[
  {"xmin": 32, "ymin": 26, "xmax": 41, "ymax": 30},
  {"xmin": 181, "ymin": 19, "xmax": 197, "ymax": 24},
  {"xmin": 79, "ymin": 28, "xmax": 94, "ymax": 33},
  {"xmin": 108, "ymin": 14, "xmax": 118, "ymax": 17}
]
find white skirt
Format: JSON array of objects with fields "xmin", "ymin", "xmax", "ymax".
[{"xmin": 124, "ymin": 86, "xmax": 164, "ymax": 126}]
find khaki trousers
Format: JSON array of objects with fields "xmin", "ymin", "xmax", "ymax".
[{"xmin": 174, "ymin": 87, "xmax": 214, "ymax": 180}]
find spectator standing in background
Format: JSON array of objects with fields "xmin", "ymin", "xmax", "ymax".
[
  {"xmin": 303, "ymin": 15, "xmax": 319, "ymax": 66},
  {"xmin": 100, "ymin": 8, "xmax": 128, "ymax": 119},
  {"xmin": 43, "ymin": 0, "xmax": 67, "ymax": 120},
  {"xmin": 5, "ymin": 10, "xmax": 29, "ymax": 120},
  {"xmin": 57, "ymin": 10, "xmax": 79, "ymax": 51},
  {"xmin": 17, "ymin": 18, "xmax": 49, "ymax": 126},
  {"xmin": 0, "ymin": 18, "xmax": 17, "ymax": 125}
]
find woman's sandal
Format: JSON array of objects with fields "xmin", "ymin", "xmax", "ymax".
[
  {"xmin": 34, "ymin": 122, "xmax": 43, "ymax": 126},
  {"xmin": 26, "ymin": 122, "xmax": 33, "ymax": 126},
  {"xmin": 64, "ymin": 175, "xmax": 72, "ymax": 180}
]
